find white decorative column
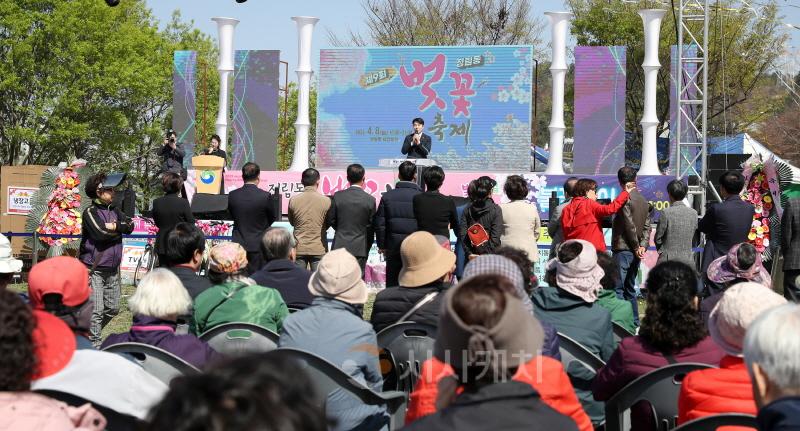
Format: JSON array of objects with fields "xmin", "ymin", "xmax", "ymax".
[
  {"xmin": 288, "ymin": 16, "xmax": 320, "ymax": 172},
  {"xmin": 638, "ymin": 9, "xmax": 666, "ymax": 175},
  {"xmin": 544, "ymin": 12, "xmax": 572, "ymax": 175},
  {"xmin": 212, "ymin": 17, "xmax": 239, "ymax": 153}
]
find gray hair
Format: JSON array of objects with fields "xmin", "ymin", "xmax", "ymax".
[
  {"xmin": 744, "ymin": 303, "xmax": 800, "ymax": 394},
  {"xmin": 261, "ymin": 227, "xmax": 296, "ymax": 262},
  {"xmin": 129, "ymin": 268, "xmax": 192, "ymax": 319}
]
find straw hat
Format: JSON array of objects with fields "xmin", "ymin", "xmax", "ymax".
[
  {"xmin": 308, "ymin": 249, "xmax": 368, "ymax": 305},
  {"xmin": 399, "ymin": 231, "xmax": 456, "ymax": 287}
]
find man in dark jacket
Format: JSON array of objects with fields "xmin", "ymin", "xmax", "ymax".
[
  {"xmin": 227, "ymin": 162, "xmax": 276, "ymax": 274},
  {"xmin": 370, "ymin": 231, "xmax": 455, "ymax": 333},
  {"xmin": 374, "ymin": 161, "xmax": 421, "ymax": 287},
  {"xmin": 413, "ymin": 166, "xmax": 459, "ymax": 239},
  {"xmin": 611, "ymin": 167, "xmax": 652, "ymax": 326},
  {"xmin": 251, "ymin": 227, "xmax": 314, "ymax": 309},
  {"xmin": 401, "ymin": 117, "xmax": 432, "ymax": 159},
  {"xmin": 152, "ymin": 172, "xmax": 194, "ymax": 265},
  {"xmin": 79, "ymin": 173, "xmax": 134, "ymax": 347},
  {"xmin": 781, "ymin": 198, "xmax": 800, "ymax": 301},
  {"xmin": 326, "ymin": 164, "xmax": 376, "ymax": 275},
  {"xmin": 699, "ymin": 171, "xmax": 755, "ymax": 274},
  {"xmin": 164, "ymin": 222, "xmax": 211, "ymax": 299}
]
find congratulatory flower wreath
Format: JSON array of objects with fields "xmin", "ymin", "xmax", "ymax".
[{"xmin": 741, "ymin": 154, "xmax": 784, "ymax": 262}]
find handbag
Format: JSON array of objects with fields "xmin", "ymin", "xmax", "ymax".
[{"xmin": 467, "ymin": 222, "xmax": 490, "ymax": 248}]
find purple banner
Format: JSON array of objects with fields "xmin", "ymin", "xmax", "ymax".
[
  {"xmin": 573, "ymin": 46, "xmax": 627, "ymax": 175},
  {"xmin": 172, "ymin": 51, "xmax": 197, "ymax": 168},
  {"xmin": 232, "ymin": 50, "xmax": 280, "ymax": 170},
  {"xmin": 670, "ymin": 45, "xmax": 698, "ymax": 174}
]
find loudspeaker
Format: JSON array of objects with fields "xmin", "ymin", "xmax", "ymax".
[
  {"xmin": 191, "ymin": 193, "xmax": 230, "ymax": 220},
  {"xmin": 707, "ymin": 153, "xmax": 749, "ymax": 197}
]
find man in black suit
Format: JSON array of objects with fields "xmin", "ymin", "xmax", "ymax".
[
  {"xmin": 401, "ymin": 117, "xmax": 432, "ymax": 159},
  {"xmin": 152, "ymin": 172, "xmax": 195, "ymax": 265},
  {"xmin": 326, "ymin": 164, "xmax": 376, "ymax": 276},
  {"xmin": 699, "ymin": 170, "xmax": 755, "ymax": 275},
  {"xmin": 227, "ymin": 162, "xmax": 276, "ymax": 274}
]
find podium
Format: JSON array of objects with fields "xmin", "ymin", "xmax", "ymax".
[{"xmin": 192, "ymin": 155, "xmax": 225, "ymax": 195}]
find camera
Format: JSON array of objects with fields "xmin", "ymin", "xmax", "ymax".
[{"xmin": 166, "ymin": 129, "xmax": 176, "ymax": 143}]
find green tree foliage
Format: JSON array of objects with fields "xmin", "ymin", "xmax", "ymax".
[
  {"xmin": 0, "ymin": 0, "xmax": 214, "ymax": 209},
  {"xmin": 277, "ymin": 82, "xmax": 317, "ymax": 170}
]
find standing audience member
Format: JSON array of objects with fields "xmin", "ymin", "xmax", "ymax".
[
  {"xmin": 0, "ymin": 233, "xmax": 22, "ymax": 289},
  {"xmin": 79, "ymin": 173, "xmax": 134, "ymax": 347},
  {"xmin": 164, "ymin": 222, "xmax": 211, "ymax": 299},
  {"xmin": 370, "ymin": 231, "xmax": 455, "ymax": 333},
  {"xmin": 701, "ymin": 242, "xmax": 771, "ymax": 324},
  {"xmin": 781, "ymin": 197, "xmax": 800, "ymax": 301},
  {"xmin": 0, "ymin": 289, "xmax": 106, "ymax": 430},
  {"xmin": 654, "ymin": 179, "xmax": 698, "ymax": 266},
  {"xmin": 151, "ymin": 172, "xmax": 194, "ymax": 265},
  {"xmin": 227, "ymin": 162, "xmax": 276, "ymax": 274},
  {"xmin": 500, "ymin": 175, "xmax": 541, "ymax": 264},
  {"xmin": 403, "ymin": 275, "xmax": 580, "ymax": 431},
  {"xmin": 145, "ymin": 353, "xmax": 327, "ymax": 431},
  {"xmin": 459, "ymin": 176, "xmax": 503, "ymax": 259},
  {"xmin": 326, "ymin": 164, "xmax": 376, "ymax": 276},
  {"xmin": 103, "ymin": 269, "xmax": 222, "ymax": 370},
  {"xmin": 279, "ymin": 249, "xmax": 388, "ymax": 431},
  {"xmin": 251, "ymin": 227, "xmax": 314, "ymax": 309},
  {"xmin": 561, "ymin": 179, "xmax": 633, "ymax": 252},
  {"xmin": 193, "ymin": 242, "xmax": 288, "ymax": 335},
  {"xmin": 533, "ymin": 239, "xmax": 615, "ymax": 423},
  {"xmin": 699, "ymin": 171, "xmax": 754, "ymax": 273},
  {"xmin": 611, "ymin": 167, "xmax": 652, "ymax": 326},
  {"xmin": 743, "ymin": 302, "xmax": 800, "ymax": 431},
  {"xmin": 548, "ymin": 177, "xmax": 579, "ymax": 259},
  {"xmin": 413, "ymin": 166, "xmax": 459, "ymax": 238},
  {"xmin": 288, "ymin": 168, "xmax": 331, "ymax": 272},
  {"xmin": 592, "ymin": 261, "xmax": 724, "ymax": 431},
  {"xmin": 159, "ymin": 129, "xmax": 185, "ymax": 180},
  {"xmin": 27, "ymin": 257, "xmax": 169, "ymax": 421},
  {"xmin": 595, "ymin": 252, "xmax": 636, "ymax": 335},
  {"xmin": 374, "ymin": 161, "xmax": 421, "ymax": 287},
  {"xmin": 678, "ymin": 282, "xmax": 786, "ymax": 425}
]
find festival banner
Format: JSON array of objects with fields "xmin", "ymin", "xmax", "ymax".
[
  {"xmin": 232, "ymin": 50, "xmax": 280, "ymax": 170},
  {"xmin": 316, "ymin": 46, "xmax": 533, "ymax": 171}
]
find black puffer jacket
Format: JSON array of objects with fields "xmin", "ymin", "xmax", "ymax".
[
  {"xmin": 458, "ymin": 199, "xmax": 504, "ymax": 256},
  {"xmin": 370, "ymin": 281, "xmax": 448, "ymax": 333},
  {"xmin": 373, "ymin": 181, "xmax": 421, "ymax": 256}
]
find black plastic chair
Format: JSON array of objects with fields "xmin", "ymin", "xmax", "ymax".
[
  {"xmin": 376, "ymin": 321, "xmax": 437, "ymax": 393},
  {"xmin": 199, "ymin": 322, "xmax": 280, "ymax": 356},
  {"xmin": 556, "ymin": 332, "xmax": 606, "ymax": 374},
  {"xmin": 612, "ymin": 322, "xmax": 635, "ymax": 344},
  {"xmin": 270, "ymin": 347, "xmax": 407, "ymax": 430},
  {"xmin": 36, "ymin": 390, "xmax": 141, "ymax": 431},
  {"xmin": 604, "ymin": 362, "xmax": 715, "ymax": 431},
  {"xmin": 102, "ymin": 342, "xmax": 200, "ymax": 384},
  {"xmin": 672, "ymin": 413, "xmax": 758, "ymax": 430}
]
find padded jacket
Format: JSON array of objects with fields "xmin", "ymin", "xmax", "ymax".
[
  {"xmin": 373, "ymin": 181, "xmax": 421, "ymax": 255},
  {"xmin": 370, "ymin": 281, "xmax": 447, "ymax": 333},
  {"xmin": 561, "ymin": 191, "xmax": 629, "ymax": 252},
  {"xmin": 678, "ymin": 356, "xmax": 757, "ymax": 427},
  {"xmin": 405, "ymin": 356, "xmax": 592, "ymax": 431},
  {"xmin": 458, "ymin": 198, "xmax": 503, "ymax": 256}
]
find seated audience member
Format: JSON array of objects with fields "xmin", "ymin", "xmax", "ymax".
[
  {"xmin": 370, "ymin": 231, "xmax": 456, "ymax": 333},
  {"xmin": 678, "ymin": 282, "xmax": 787, "ymax": 425},
  {"xmin": 561, "ymin": 179, "xmax": 633, "ymax": 252},
  {"xmin": 0, "ymin": 233, "xmax": 22, "ymax": 289},
  {"xmin": 464, "ymin": 254, "xmax": 561, "ymax": 359},
  {"xmin": 743, "ymin": 303, "xmax": 800, "ymax": 431},
  {"xmin": 533, "ymin": 239, "xmax": 614, "ymax": 423},
  {"xmin": 193, "ymin": 242, "xmax": 289, "ymax": 335},
  {"xmin": 165, "ymin": 222, "xmax": 211, "ymax": 299},
  {"xmin": 413, "ymin": 166, "xmax": 459, "ymax": 238},
  {"xmin": 458, "ymin": 176, "xmax": 503, "ymax": 259},
  {"xmin": 251, "ymin": 227, "xmax": 314, "ymax": 309},
  {"xmin": 0, "ymin": 288, "xmax": 106, "ymax": 430},
  {"xmin": 595, "ymin": 252, "xmax": 636, "ymax": 335},
  {"xmin": 701, "ymin": 242, "xmax": 771, "ymax": 324},
  {"xmin": 592, "ymin": 261, "xmax": 725, "ymax": 431},
  {"xmin": 278, "ymin": 249, "xmax": 388, "ymax": 431},
  {"xmin": 403, "ymin": 275, "xmax": 580, "ymax": 431},
  {"xmin": 27, "ymin": 257, "xmax": 169, "ymax": 420},
  {"xmin": 145, "ymin": 353, "xmax": 327, "ymax": 431},
  {"xmin": 102, "ymin": 269, "xmax": 222, "ymax": 369},
  {"xmin": 495, "ymin": 246, "xmax": 538, "ymax": 294}
]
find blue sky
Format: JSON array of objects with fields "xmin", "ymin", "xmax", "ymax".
[{"xmin": 145, "ymin": 0, "xmax": 799, "ymax": 79}]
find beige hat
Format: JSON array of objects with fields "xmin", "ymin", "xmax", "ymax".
[
  {"xmin": 308, "ymin": 249, "xmax": 368, "ymax": 304},
  {"xmin": 399, "ymin": 231, "xmax": 456, "ymax": 287},
  {"xmin": 708, "ymin": 282, "xmax": 786, "ymax": 356}
]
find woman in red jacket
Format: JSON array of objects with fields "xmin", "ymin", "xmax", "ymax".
[{"xmin": 561, "ymin": 179, "xmax": 635, "ymax": 252}]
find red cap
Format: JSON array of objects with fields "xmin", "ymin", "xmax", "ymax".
[
  {"xmin": 28, "ymin": 256, "xmax": 91, "ymax": 308},
  {"xmin": 32, "ymin": 310, "xmax": 76, "ymax": 379}
]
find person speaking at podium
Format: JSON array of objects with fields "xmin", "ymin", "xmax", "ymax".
[
  {"xmin": 401, "ymin": 117, "xmax": 432, "ymax": 159},
  {"xmin": 204, "ymin": 134, "xmax": 227, "ymax": 165}
]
